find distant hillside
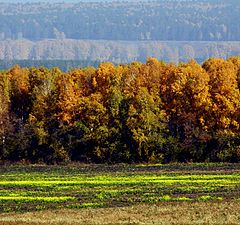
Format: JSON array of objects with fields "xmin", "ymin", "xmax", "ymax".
[
  {"xmin": 0, "ymin": 1, "xmax": 239, "ymax": 63},
  {"xmin": 0, "ymin": 0, "xmax": 239, "ymax": 42},
  {"xmin": 0, "ymin": 39, "xmax": 239, "ymax": 63}
]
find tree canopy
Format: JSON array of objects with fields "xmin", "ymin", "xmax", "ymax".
[{"xmin": 0, "ymin": 57, "xmax": 239, "ymax": 164}]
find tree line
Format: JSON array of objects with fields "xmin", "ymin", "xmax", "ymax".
[
  {"xmin": 0, "ymin": 57, "xmax": 240, "ymax": 164},
  {"xmin": 0, "ymin": 60, "xmax": 100, "ymax": 72}
]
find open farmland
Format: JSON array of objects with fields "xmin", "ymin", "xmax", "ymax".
[{"xmin": 0, "ymin": 163, "xmax": 239, "ymax": 224}]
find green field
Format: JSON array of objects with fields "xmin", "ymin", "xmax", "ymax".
[{"xmin": 0, "ymin": 163, "xmax": 239, "ymax": 224}]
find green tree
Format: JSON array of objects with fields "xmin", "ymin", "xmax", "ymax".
[{"xmin": 127, "ymin": 87, "xmax": 168, "ymax": 162}]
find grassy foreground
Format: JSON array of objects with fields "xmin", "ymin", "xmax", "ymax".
[
  {"xmin": 0, "ymin": 201, "xmax": 240, "ymax": 225},
  {"xmin": 0, "ymin": 163, "xmax": 239, "ymax": 224}
]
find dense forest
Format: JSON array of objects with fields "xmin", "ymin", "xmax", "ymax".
[
  {"xmin": 0, "ymin": 1, "xmax": 239, "ymax": 41},
  {"xmin": 0, "ymin": 57, "xmax": 239, "ymax": 164}
]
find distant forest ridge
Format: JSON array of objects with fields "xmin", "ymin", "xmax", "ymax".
[
  {"xmin": 0, "ymin": 59, "xmax": 100, "ymax": 72},
  {"xmin": 0, "ymin": 0, "xmax": 239, "ymax": 41},
  {"xmin": 0, "ymin": 39, "xmax": 239, "ymax": 64}
]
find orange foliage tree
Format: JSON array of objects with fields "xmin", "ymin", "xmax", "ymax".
[{"xmin": 0, "ymin": 57, "xmax": 239, "ymax": 163}]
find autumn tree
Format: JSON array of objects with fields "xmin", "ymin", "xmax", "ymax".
[
  {"xmin": 81, "ymin": 63, "xmax": 126, "ymax": 162},
  {"xmin": 161, "ymin": 60, "xmax": 212, "ymax": 161},
  {"xmin": 8, "ymin": 65, "xmax": 30, "ymax": 122},
  {"xmin": 0, "ymin": 71, "xmax": 11, "ymax": 160},
  {"xmin": 203, "ymin": 58, "xmax": 240, "ymax": 161},
  {"xmin": 228, "ymin": 56, "xmax": 240, "ymax": 90},
  {"xmin": 126, "ymin": 87, "xmax": 168, "ymax": 162},
  {"xmin": 120, "ymin": 59, "xmax": 168, "ymax": 162},
  {"xmin": 27, "ymin": 67, "xmax": 68, "ymax": 163},
  {"xmin": 0, "ymin": 57, "xmax": 239, "ymax": 164},
  {"xmin": 55, "ymin": 67, "xmax": 97, "ymax": 162},
  {"xmin": 0, "ymin": 65, "xmax": 32, "ymax": 161}
]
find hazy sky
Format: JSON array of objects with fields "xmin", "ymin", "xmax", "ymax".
[
  {"xmin": 0, "ymin": 0, "xmax": 154, "ymax": 3},
  {"xmin": 0, "ymin": 0, "xmax": 105, "ymax": 2},
  {"xmin": 0, "ymin": 0, "xmax": 117, "ymax": 2}
]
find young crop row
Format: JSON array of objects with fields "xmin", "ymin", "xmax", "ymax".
[{"xmin": 0, "ymin": 165, "xmax": 239, "ymax": 213}]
